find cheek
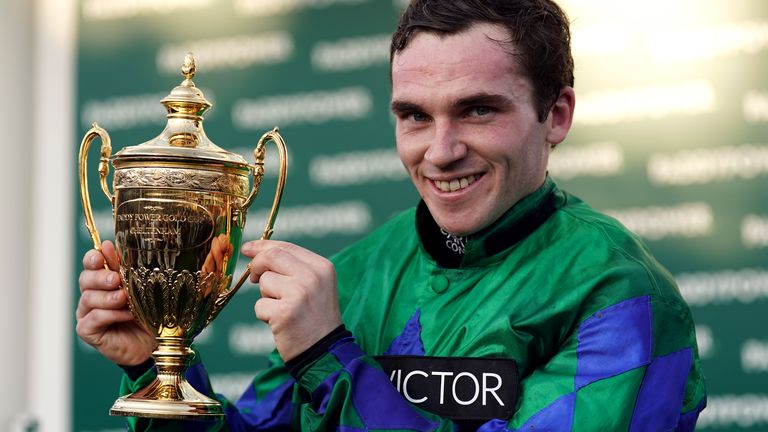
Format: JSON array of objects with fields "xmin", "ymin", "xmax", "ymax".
[{"xmin": 396, "ymin": 138, "xmax": 422, "ymax": 172}]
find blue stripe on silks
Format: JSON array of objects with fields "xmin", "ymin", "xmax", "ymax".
[
  {"xmin": 385, "ymin": 309, "xmax": 426, "ymax": 356},
  {"xmin": 629, "ymin": 348, "xmax": 693, "ymax": 432},
  {"xmin": 185, "ymin": 362, "xmax": 215, "ymax": 396},
  {"xmin": 312, "ymin": 371, "xmax": 341, "ymax": 415},
  {"xmin": 511, "ymin": 393, "xmax": 576, "ymax": 432},
  {"xmin": 676, "ymin": 397, "xmax": 706, "ymax": 432},
  {"xmin": 343, "ymin": 353, "xmax": 440, "ymax": 431},
  {"xmin": 331, "ymin": 337, "xmax": 365, "ymax": 366},
  {"xmin": 338, "ymin": 427, "xmax": 366, "ymax": 432},
  {"xmin": 575, "ymin": 295, "xmax": 652, "ymax": 390},
  {"xmin": 226, "ymin": 378, "xmax": 295, "ymax": 430},
  {"xmin": 477, "ymin": 419, "xmax": 511, "ymax": 432}
]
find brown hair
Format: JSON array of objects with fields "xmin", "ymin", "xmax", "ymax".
[{"xmin": 391, "ymin": 0, "xmax": 574, "ymax": 122}]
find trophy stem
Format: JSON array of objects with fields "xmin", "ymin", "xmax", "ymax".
[{"xmin": 110, "ymin": 337, "xmax": 223, "ymax": 420}]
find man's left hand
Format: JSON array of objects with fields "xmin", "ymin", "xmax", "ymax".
[{"xmin": 241, "ymin": 240, "xmax": 343, "ymax": 362}]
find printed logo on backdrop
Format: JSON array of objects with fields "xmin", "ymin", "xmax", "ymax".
[
  {"xmin": 744, "ymin": 90, "xmax": 768, "ymax": 123},
  {"xmin": 157, "ymin": 34, "xmax": 294, "ymax": 74},
  {"xmin": 232, "ymin": 87, "xmax": 373, "ymax": 130},
  {"xmin": 80, "ymin": 89, "xmax": 217, "ymax": 130},
  {"xmin": 82, "ymin": 0, "xmax": 212, "ymax": 20},
  {"xmin": 677, "ymin": 269, "xmax": 768, "ymax": 307},
  {"xmin": 234, "ymin": 0, "xmax": 370, "ymax": 17},
  {"xmin": 742, "ymin": 214, "xmax": 768, "ymax": 249},
  {"xmin": 647, "ymin": 145, "xmax": 768, "ymax": 186},
  {"xmin": 309, "ymin": 148, "xmax": 407, "ymax": 187},
  {"xmin": 604, "ymin": 202, "xmax": 713, "ymax": 241},
  {"xmin": 312, "ymin": 34, "xmax": 391, "ymax": 72},
  {"xmin": 575, "ymin": 80, "xmax": 715, "ymax": 126}
]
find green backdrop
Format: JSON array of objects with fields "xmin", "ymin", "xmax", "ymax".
[{"xmin": 73, "ymin": 1, "xmax": 768, "ymax": 430}]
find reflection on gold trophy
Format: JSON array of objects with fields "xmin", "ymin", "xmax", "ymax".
[{"xmin": 78, "ymin": 54, "xmax": 287, "ymax": 419}]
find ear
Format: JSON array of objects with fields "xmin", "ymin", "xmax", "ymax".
[{"xmin": 545, "ymin": 86, "xmax": 575, "ymax": 146}]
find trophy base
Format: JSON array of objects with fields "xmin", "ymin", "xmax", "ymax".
[{"xmin": 110, "ymin": 373, "xmax": 223, "ymax": 420}]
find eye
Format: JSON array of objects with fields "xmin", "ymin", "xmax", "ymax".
[
  {"xmin": 409, "ymin": 112, "xmax": 430, "ymax": 122},
  {"xmin": 468, "ymin": 106, "xmax": 494, "ymax": 117}
]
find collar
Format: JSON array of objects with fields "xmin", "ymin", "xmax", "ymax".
[{"xmin": 416, "ymin": 176, "xmax": 562, "ymax": 268}]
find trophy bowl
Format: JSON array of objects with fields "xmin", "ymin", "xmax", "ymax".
[{"xmin": 78, "ymin": 54, "xmax": 287, "ymax": 420}]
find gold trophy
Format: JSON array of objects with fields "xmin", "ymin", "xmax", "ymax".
[{"xmin": 78, "ymin": 53, "xmax": 287, "ymax": 419}]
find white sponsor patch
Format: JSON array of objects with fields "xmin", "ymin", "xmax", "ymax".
[
  {"xmin": 576, "ymin": 80, "xmax": 715, "ymax": 126},
  {"xmin": 232, "ymin": 87, "xmax": 372, "ymax": 129},
  {"xmin": 677, "ymin": 269, "xmax": 768, "ymax": 306},
  {"xmin": 548, "ymin": 141, "xmax": 624, "ymax": 179},
  {"xmin": 157, "ymin": 33, "xmax": 293, "ymax": 74},
  {"xmin": 604, "ymin": 202, "xmax": 713, "ymax": 241},
  {"xmin": 647, "ymin": 145, "xmax": 768, "ymax": 186},
  {"xmin": 309, "ymin": 148, "xmax": 407, "ymax": 186}
]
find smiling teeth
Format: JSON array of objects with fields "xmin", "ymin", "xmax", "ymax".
[{"xmin": 435, "ymin": 175, "xmax": 478, "ymax": 192}]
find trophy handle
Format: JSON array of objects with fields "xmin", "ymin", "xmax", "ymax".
[
  {"xmin": 208, "ymin": 127, "xmax": 288, "ymax": 323},
  {"xmin": 78, "ymin": 123, "xmax": 114, "ymax": 261}
]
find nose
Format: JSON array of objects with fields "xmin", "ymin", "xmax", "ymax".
[{"xmin": 424, "ymin": 120, "xmax": 467, "ymax": 168}]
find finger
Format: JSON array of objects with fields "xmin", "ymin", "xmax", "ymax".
[
  {"xmin": 247, "ymin": 245, "xmax": 313, "ymax": 281},
  {"xmin": 76, "ymin": 308, "xmax": 136, "ymax": 338},
  {"xmin": 79, "ymin": 268, "xmax": 121, "ymax": 293},
  {"xmin": 202, "ymin": 252, "xmax": 216, "ymax": 274},
  {"xmin": 242, "ymin": 240, "xmax": 321, "ymax": 264},
  {"xmin": 76, "ymin": 289, "xmax": 128, "ymax": 319},
  {"xmin": 83, "ymin": 249, "xmax": 105, "ymax": 270},
  {"xmin": 254, "ymin": 297, "xmax": 280, "ymax": 324},
  {"xmin": 101, "ymin": 240, "xmax": 120, "ymax": 271},
  {"xmin": 211, "ymin": 237, "xmax": 227, "ymax": 272},
  {"xmin": 256, "ymin": 271, "xmax": 293, "ymax": 300}
]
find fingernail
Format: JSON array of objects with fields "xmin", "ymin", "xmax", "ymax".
[
  {"xmin": 89, "ymin": 253, "xmax": 97, "ymax": 266},
  {"xmin": 241, "ymin": 242, "xmax": 253, "ymax": 253},
  {"xmin": 106, "ymin": 273, "xmax": 115, "ymax": 284}
]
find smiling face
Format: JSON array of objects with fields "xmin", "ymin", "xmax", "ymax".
[{"xmin": 391, "ymin": 23, "xmax": 574, "ymax": 236}]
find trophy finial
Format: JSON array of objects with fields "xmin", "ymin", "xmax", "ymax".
[
  {"xmin": 181, "ymin": 52, "xmax": 196, "ymax": 86},
  {"xmin": 160, "ymin": 52, "xmax": 211, "ymax": 118}
]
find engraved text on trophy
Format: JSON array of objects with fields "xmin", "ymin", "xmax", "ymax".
[{"xmin": 116, "ymin": 198, "xmax": 214, "ymax": 269}]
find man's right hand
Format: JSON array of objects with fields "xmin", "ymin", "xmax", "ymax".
[{"xmin": 75, "ymin": 240, "xmax": 156, "ymax": 366}]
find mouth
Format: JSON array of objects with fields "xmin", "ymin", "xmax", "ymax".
[{"xmin": 431, "ymin": 174, "xmax": 480, "ymax": 193}]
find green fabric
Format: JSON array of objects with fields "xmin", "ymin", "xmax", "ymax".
[
  {"xmin": 121, "ymin": 177, "xmax": 706, "ymax": 431},
  {"xmin": 325, "ymin": 177, "xmax": 704, "ymax": 429}
]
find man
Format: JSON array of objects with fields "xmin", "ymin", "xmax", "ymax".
[{"xmin": 76, "ymin": 0, "xmax": 707, "ymax": 430}]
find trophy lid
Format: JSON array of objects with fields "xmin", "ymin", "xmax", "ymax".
[{"xmin": 113, "ymin": 53, "xmax": 248, "ymax": 168}]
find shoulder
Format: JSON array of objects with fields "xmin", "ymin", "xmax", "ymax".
[
  {"xmin": 330, "ymin": 206, "xmax": 418, "ymax": 268},
  {"xmin": 542, "ymin": 190, "xmax": 689, "ymax": 317}
]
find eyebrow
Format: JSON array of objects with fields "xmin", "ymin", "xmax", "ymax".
[
  {"xmin": 454, "ymin": 93, "xmax": 513, "ymax": 109},
  {"xmin": 390, "ymin": 100, "xmax": 422, "ymax": 115},
  {"xmin": 390, "ymin": 93, "xmax": 514, "ymax": 115}
]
